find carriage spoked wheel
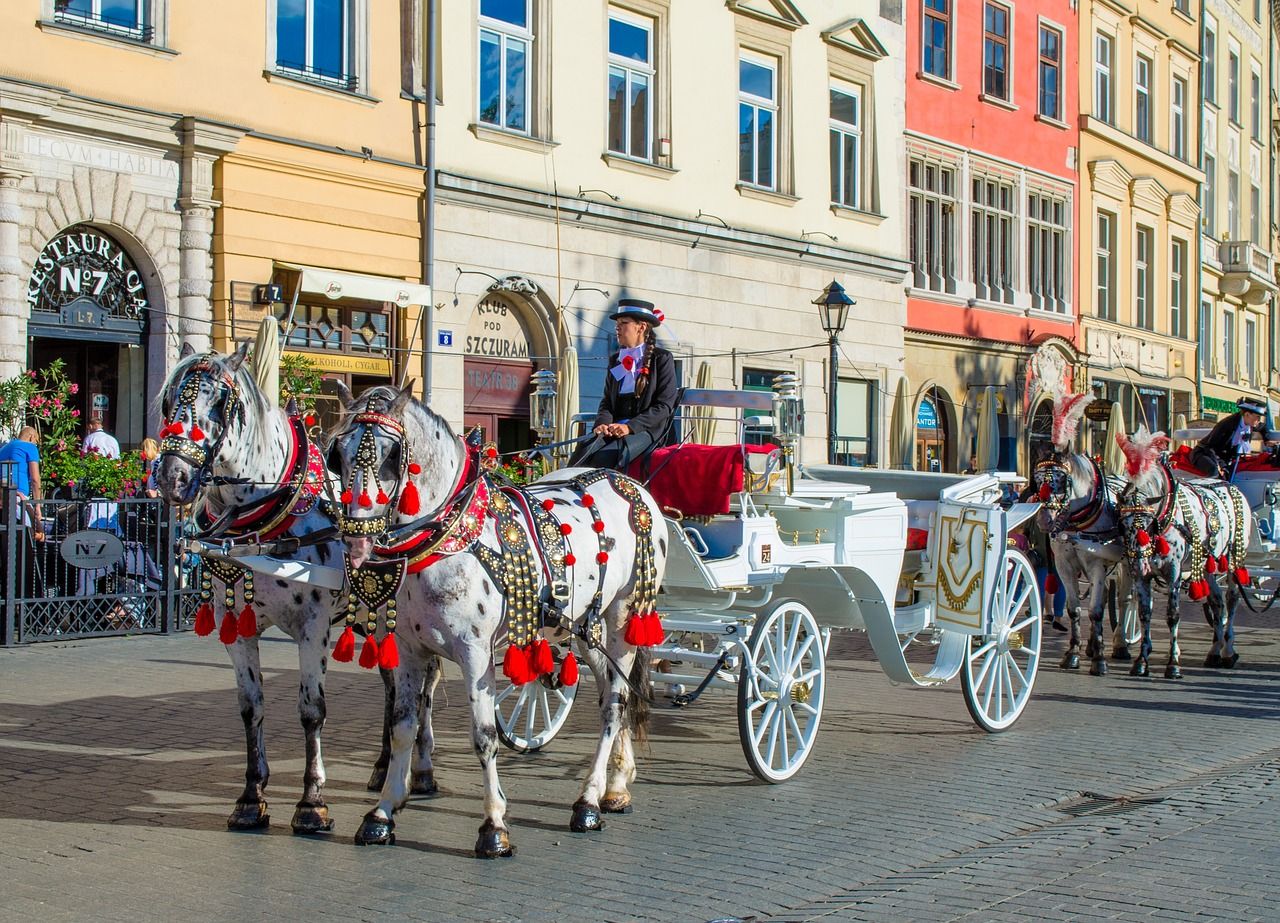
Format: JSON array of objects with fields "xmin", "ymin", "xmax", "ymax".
[
  {"xmin": 737, "ymin": 601, "xmax": 826, "ymax": 783},
  {"xmin": 962, "ymin": 549, "xmax": 1042, "ymax": 732},
  {"xmin": 494, "ymin": 636, "xmax": 579, "ymax": 753}
]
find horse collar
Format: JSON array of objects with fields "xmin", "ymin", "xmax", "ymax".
[{"xmin": 1065, "ymin": 456, "xmax": 1107, "ymax": 532}]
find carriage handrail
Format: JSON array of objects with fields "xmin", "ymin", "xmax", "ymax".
[{"xmin": 677, "ymin": 388, "xmax": 773, "ymax": 411}]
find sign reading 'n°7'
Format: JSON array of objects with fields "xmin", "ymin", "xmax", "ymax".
[{"xmin": 26, "ymin": 226, "xmax": 150, "ymax": 322}]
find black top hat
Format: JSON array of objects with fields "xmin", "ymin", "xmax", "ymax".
[
  {"xmin": 1238, "ymin": 396, "xmax": 1267, "ymax": 415},
  {"xmin": 609, "ymin": 298, "xmax": 664, "ymax": 327}
]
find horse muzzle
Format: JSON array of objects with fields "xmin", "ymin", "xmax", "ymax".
[
  {"xmin": 155, "ymin": 457, "xmax": 201, "ymax": 505},
  {"xmin": 345, "ymin": 535, "xmax": 374, "ymax": 569}
]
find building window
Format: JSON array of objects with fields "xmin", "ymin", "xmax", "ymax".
[
  {"xmin": 53, "ymin": 0, "xmax": 151, "ymax": 37},
  {"xmin": 1096, "ymin": 210, "xmax": 1115, "ymax": 321},
  {"xmin": 922, "ymin": 0, "xmax": 951, "ymax": 80},
  {"xmin": 1135, "ymin": 225, "xmax": 1153, "ymax": 331},
  {"xmin": 1228, "ymin": 169, "xmax": 1240, "ymax": 238},
  {"xmin": 1135, "ymin": 55, "xmax": 1153, "ymax": 143},
  {"xmin": 836, "ymin": 378, "xmax": 876, "ymax": 466},
  {"xmin": 1171, "ymin": 76, "xmax": 1187, "ymax": 161},
  {"xmin": 1037, "ymin": 24, "xmax": 1061, "ymax": 120},
  {"xmin": 1173, "ymin": 0, "xmax": 1189, "ymax": 12},
  {"xmin": 829, "ymin": 83, "xmax": 861, "ymax": 209},
  {"xmin": 1203, "ymin": 152, "xmax": 1216, "ymax": 235},
  {"xmin": 1255, "ymin": 0, "xmax": 1262, "ymax": 22},
  {"xmin": 742, "ymin": 368, "xmax": 783, "ymax": 445},
  {"xmin": 1095, "ymin": 33, "xmax": 1113, "ymax": 124},
  {"xmin": 982, "ymin": 3, "xmax": 1010, "ymax": 101},
  {"xmin": 607, "ymin": 10, "xmax": 654, "ymax": 160},
  {"xmin": 908, "ymin": 157, "xmax": 958, "ymax": 293},
  {"xmin": 1204, "ymin": 18, "xmax": 1216, "ymax": 104},
  {"xmin": 1027, "ymin": 191, "xmax": 1067, "ymax": 312},
  {"xmin": 478, "ymin": 0, "xmax": 532, "ymax": 133},
  {"xmin": 1246, "ymin": 318, "xmax": 1257, "ymax": 386},
  {"xmin": 276, "ymin": 0, "xmax": 356, "ymax": 89},
  {"xmin": 971, "ymin": 174, "xmax": 1016, "ymax": 304},
  {"xmin": 1251, "ymin": 67, "xmax": 1262, "ymax": 142},
  {"xmin": 1200, "ymin": 302, "xmax": 1213, "ymax": 375},
  {"xmin": 1252, "ymin": 183, "xmax": 1262, "ymax": 244},
  {"xmin": 1223, "ymin": 310, "xmax": 1236, "ymax": 382},
  {"xmin": 738, "ymin": 54, "xmax": 777, "ymax": 189},
  {"xmin": 1228, "ymin": 47, "xmax": 1240, "ymax": 122},
  {"xmin": 1170, "ymin": 238, "xmax": 1187, "ymax": 338}
]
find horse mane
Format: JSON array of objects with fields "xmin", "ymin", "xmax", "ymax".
[
  {"xmin": 1051, "ymin": 393, "xmax": 1090, "ymax": 451},
  {"xmin": 1116, "ymin": 426, "xmax": 1170, "ymax": 484},
  {"xmin": 344, "ymin": 385, "xmax": 455, "ymax": 446}
]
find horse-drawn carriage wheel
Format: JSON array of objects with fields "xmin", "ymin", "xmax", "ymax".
[
  {"xmin": 736, "ymin": 601, "xmax": 826, "ymax": 783},
  {"xmin": 494, "ymin": 637, "xmax": 579, "ymax": 753},
  {"xmin": 962, "ymin": 549, "xmax": 1041, "ymax": 732}
]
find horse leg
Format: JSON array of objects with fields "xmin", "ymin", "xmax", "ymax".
[
  {"xmin": 452, "ymin": 643, "xmax": 513, "ymax": 859},
  {"xmin": 1087, "ymin": 575, "xmax": 1109, "ymax": 676},
  {"xmin": 1164, "ymin": 581, "xmax": 1184, "ymax": 680},
  {"xmin": 1130, "ymin": 578, "xmax": 1154, "ymax": 677},
  {"xmin": 225, "ymin": 636, "xmax": 270, "ymax": 830},
  {"xmin": 572, "ymin": 613, "xmax": 638, "ymax": 834},
  {"xmin": 367, "ymin": 666, "xmax": 394, "ymax": 791},
  {"xmin": 410, "ymin": 654, "xmax": 442, "ymax": 796},
  {"xmin": 354, "ymin": 654, "xmax": 425, "ymax": 848},
  {"xmin": 1204, "ymin": 588, "xmax": 1225, "ymax": 668},
  {"xmin": 1060, "ymin": 582, "xmax": 1081, "ymax": 671},
  {"xmin": 291, "ymin": 626, "xmax": 335, "ymax": 834},
  {"xmin": 601, "ymin": 646, "xmax": 653, "ymax": 814},
  {"xmin": 1110, "ymin": 578, "xmax": 1133, "ymax": 660},
  {"xmin": 1222, "ymin": 584, "xmax": 1240, "ymax": 668}
]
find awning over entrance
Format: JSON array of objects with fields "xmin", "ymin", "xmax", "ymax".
[{"xmin": 276, "ymin": 263, "xmax": 432, "ymax": 307}]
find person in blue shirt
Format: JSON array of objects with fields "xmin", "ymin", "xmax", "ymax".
[{"xmin": 0, "ymin": 426, "xmax": 42, "ymax": 501}]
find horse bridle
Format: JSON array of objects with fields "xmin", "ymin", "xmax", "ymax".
[
  {"xmin": 159, "ymin": 357, "xmax": 243, "ymax": 488},
  {"xmin": 333, "ymin": 409, "xmax": 416, "ymax": 537}
]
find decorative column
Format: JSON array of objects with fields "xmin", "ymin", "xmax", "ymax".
[{"xmin": 0, "ymin": 170, "xmax": 29, "ymax": 379}]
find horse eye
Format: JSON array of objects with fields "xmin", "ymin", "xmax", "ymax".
[{"xmin": 379, "ymin": 447, "xmax": 401, "ymax": 482}]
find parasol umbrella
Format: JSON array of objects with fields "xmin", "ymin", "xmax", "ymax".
[
  {"xmin": 252, "ymin": 316, "xmax": 281, "ymax": 407},
  {"xmin": 1170, "ymin": 412, "xmax": 1188, "ymax": 450},
  {"xmin": 553, "ymin": 345, "xmax": 579, "ymax": 468},
  {"xmin": 976, "ymin": 387, "xmax": 1000, "ymax": 472},
  {"xmin": 1103, "ymin": 400, "xmax": 1127, "ymax": 476},
  {"xmin": 689, "ymin": 360, "xmax": 716, "ymax": 444},
  {"xmin": 889, "ymin": 374, "xmax": 915, "ymax": 469}
]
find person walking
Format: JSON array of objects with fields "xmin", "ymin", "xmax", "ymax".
[
  {"xmin": 82, "ymin": 413, "xmax": 121, "ymax": 459},
  {"xmin": 0, "ymin": 425, "xmax": 42, "ymax": 505}
]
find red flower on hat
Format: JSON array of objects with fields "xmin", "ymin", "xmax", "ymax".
[{"xmin": 653, "ymin": 308, "xmax": 665, "ymax": 324}]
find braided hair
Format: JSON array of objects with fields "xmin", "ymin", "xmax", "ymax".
[{"xmin": 634, "ymin": 324, "xmax": 657, "ymax": 397}]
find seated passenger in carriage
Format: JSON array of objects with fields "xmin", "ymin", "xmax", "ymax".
[
  {"xmin": 570, "ymin": 298, "xmax": 677, "ymax": 471},
  {"xmin": 1189, "ymin": 396, "xmax": 1279, "ymax": 478}
]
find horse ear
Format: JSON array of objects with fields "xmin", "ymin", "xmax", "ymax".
[
  {"xmin": 390, "ymin": 385, "xmax": 413, "ymax": 415},
  {"xmin": 179, "ymin": 341, "xmax": 195, "ymax": 359},
  {"xmin": 226, "ymin": 339, "xmax": 251, "ymax": 372},
  {"xmin": 332, "ymin": 380, "xmax": 354, "ymax": 408}
]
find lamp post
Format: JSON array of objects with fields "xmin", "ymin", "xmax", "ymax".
[{"xmin": 813, "ymin": 279, "xmax": 856, "ymax": 465}]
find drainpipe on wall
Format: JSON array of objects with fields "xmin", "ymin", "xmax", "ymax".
[
  {"xmin": 420, "ymin": 0, "xmax": 437, "ymax": 405},
  {"xmin": 1195, "ymin": 0, "xmax": 1206, "ymax": 417}
]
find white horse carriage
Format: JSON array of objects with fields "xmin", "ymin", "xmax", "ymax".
[{"xmin": 499, "ymin": 381, "xmax": 1044, "ymax": 783}]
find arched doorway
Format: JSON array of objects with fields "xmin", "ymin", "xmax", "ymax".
[
  {"xmin": 26, "ymin": 224, "xmax": 151, "ymax": 447},
  {"xmin": 463, "ymin": 291, "xmax": 540, "ymax": 450},
  {"xmin": 915, "ymin": 386, "xmax": 951, "ymax": 472}
]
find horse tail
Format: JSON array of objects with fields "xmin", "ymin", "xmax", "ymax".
[{"xmin": 627, "ymin": 644, "xmax": 652, "ymax": 747}]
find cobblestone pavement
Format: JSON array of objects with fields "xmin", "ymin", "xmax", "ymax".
[{"xmin": 2, "ymin": 600, "xmax": 1280, "ymax": 922}]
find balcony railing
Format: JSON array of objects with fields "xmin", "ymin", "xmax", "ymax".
[
  {"xmin": 1219, "ymin": 240, "xmax": 1275, "ymax": 277},
  {"xmin": 52, "ymin": 7, "xmax": 153, "ymax": 42},
  {"xmin": 274, "ymin": 61, "xmax": 360, "ymax": 93}
]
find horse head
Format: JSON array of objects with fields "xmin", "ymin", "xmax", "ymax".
[
  {"xmin": 1032, "ymin": 450, "xmax": 1078, "ymax": 533},
  {"xmin": 326, "ymin": 382, "xmax": 464, "ymax": 568},
  {"xmin": 1115, "ymin": 427, "xmax": 1173, "ymax": 575},
  {"xmin": 155, "ymin": 341, "xmax": 255, "ymax": 505}
]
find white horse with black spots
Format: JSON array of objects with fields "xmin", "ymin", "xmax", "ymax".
[
  {"xmin": 154, "ymin": 344, "xmax": 432, "ymax": 834},
  {"xmin": 1114, "ymin": 428, "xmax": 1253, "ymax": 677},
  {"xmin": 326, "ymin": 384, "xmax": 668, "ymax": 857}
]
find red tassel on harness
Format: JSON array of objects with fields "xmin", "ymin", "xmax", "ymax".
[
  {"xmin": 502, "ymin": 644, "xmax": 534, "ymax": 685},
  {"xmin": 1205, "ymin": 555, "xmax": 1218, "ymax": 573},
  {"xmin": 1219, "ymin": 554, "xmax": 1229, "ymax": 571},
  {"xmin": 358, "ymin": 635, "xmax": 380, "ymax": 669},
  {"xmin": 1044, "ymin": 573, "xmax": 1059, "ymax": 594},
  {"xmin": 376, "ymin": 488, "xmax": 389, "ymax": 505},
  {"xmin": 1235, "ymin": 567, "xmax": 1250, "ymax": 585},
  {"xmin": 644, "ymin": 612, "xmax": 665, "ymax": 646},
  {"xmin": 1153, "ymin": 536, "xmax": 1170, "ymax": 556},
  {"xmin": 189, "ymin": 425, "xmax": 205, "ymax": 442},
  {"xmin": 1135, "ymin": 530, "xmax": 1151, "ymax": 547},
  {"xmin": 1187, "ymin": 580, "xmax": 1205, "ymax": 601},
  {"xmin": 624, "ymin": 613, "xmax": 648, "ymax": 646},
  {"xmin": 530, "ymin": 638, "xmax": 554, "ymax": 675},
  {"xmin": 1038, "ymin": 483, "xmax": 1051, "ymax": 501},
  {"xmin": 332, "ymin": 625, "xmax": 355, "ymax": 662},
  {"xmin": 341, "ymin": 488, "xmax": 353, "ymax": 504},
  {"xmin": 194, "ymin": 602, "xmax": 215, "ymax": 636},
  {"xmin": 166, "ymin": 421, "xmax": 184, "ymax": 437},
  {"xmin": 237, "ymin": 604, "xmax": 257, "ymax": 638},
  {"xmin": 219, "ymin": 611, "xmax": 239, "ymax": 645},
  {"xmin": 358, "ymin": 491, "xmax": 372, "ymax": 509},
  {"xmin": 399, "ymin": 481, "xmax": 420, "ymax": 516},
  {"xmin": 378, "ymin": 633, "xmax": 400, "ymax": 669},
  {"xmin": 559, "ymin": 652, "xmax": 579, "ymax": 686}
]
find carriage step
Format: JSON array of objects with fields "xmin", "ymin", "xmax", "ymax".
[{"xmin": 651, "ymin": 647, "xmax": 740, "ymax": 671}]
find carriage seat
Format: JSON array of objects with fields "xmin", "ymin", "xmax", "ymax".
[
  {"xmin": 1171, "ymin": 444, "xmax": 1280, "ymax": 477},
  {"xmin": 627, "ymin": 443, "xmax": 780, "ymax": 517}
]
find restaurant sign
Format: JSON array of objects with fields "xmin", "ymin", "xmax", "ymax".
[{"xmin": 26, "ymin": 225, "xmax": 149, "ymax": 326}]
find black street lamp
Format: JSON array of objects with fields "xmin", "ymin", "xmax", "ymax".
[{"xmin": 813, "ymin": 279, "xmax": 856, "ymax": 464}]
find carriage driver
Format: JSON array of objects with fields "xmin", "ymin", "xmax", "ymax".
[
  {"xmin": 1190, "ymin": 396, "xmax": 1280, "ymax": 477},
  {"xmin": 570, "ymin": 298, "xmax": 677, "ymax": 471}
]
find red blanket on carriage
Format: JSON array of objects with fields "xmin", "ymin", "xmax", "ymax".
[
  {"xmin": 1170, "ymin": 444, "xmax": 1280, "ymax": 475},
  {"xmin": 627, "ymin": 443, "xmax": 779, "ymax": 516}
]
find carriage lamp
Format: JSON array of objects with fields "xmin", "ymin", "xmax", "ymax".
[
  {"xmin": 772, "ymin": 372, "xmax": 802, "ymax": 493},
  {"xmin": 529, "ymin": 369, "xmax": 558, "ymax": 445},
  {"xmin": 813, "ymin": 279, "xmax": 856, "ymax": 465}
]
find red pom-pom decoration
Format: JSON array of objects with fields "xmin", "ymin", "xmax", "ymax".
[
  {"xmin": 332, "ymin": 625, "xmax": 355, "ymax": 662},
  {"xmin": 341, "ymin": 488, "xmax": 353, "ymax": 504},
  {"xmin": 530, "ymin": 638, "xmax": 554, "ymax": 675},
  {"xmin": 1187, "ymin": 581, "xmax": 1203, "ymax": 601},
  {"xmin": 378, "ymin": 633, "xmax": 400, "ymax": 670},
  {"xmin": 1038, "ymin": 483, "xmax": 1051, "ymax": 501},
  {"xmin": 219, "ymin": 611, "xmax": 239, "ymax": 645},
  {"xmin": 485, "ymin": 447, "xmax": 498, "ymax": 458},
  {"xmin": 563, "ymin": 552, "xmax": 576, "ymax": 566},
  {"xmin": 581, "ymin": 494, "xmax": 594, "ymax": 507},
  {"xmin": 194, "ymin": 602, "xmax": 216, "ymax": 637},
  {"xmin": 408, "ymin": 462, "xmax": 421, "ymax": 475},
  {"xmin": 542, "ymin": 498, "xmax": 556, "ymax": 511},
  {"xmin": 376, "ymin": 489, "xmax": 389, "ymax": 505},
  {"xmin": 358, "ymin": 635, "xmax": 380, "ymax": 670},
  {"xmin": 592, "ymin": 520, "xmax": 605, "ymax": 533},
  {"xmin": 1205, "ymin": 556, "xmax": 1218, "ymax": 574},
  {"xmin": 502, "ymin": 644, "xmax": 534, "ymax": 685},
  {"xmin": 358, "ymin": 492, "xmax": 372, "ymax": 509},
  {"xmin": 1235, "ymin": 567, "xmax": 1250, "ymax": 585},
  {"xmin": 560, "ymin": 523, "xmax": 573, "ymax": 535},
  {"xmin": 237, "ymin": 604, "xmax": 257, "ymax": 638},
  {"xmin": 1154, "ymin": 536, "xmax": 1171, "ymax": 556},
  {"xmin": 559, "ymin": 652, "xmax": 579, "ymax": 686},
  {"xmin": 1219, "ymin": 555, "xmax": 1229, "ymax": 571},
  {"xmin": 304, "ymin": 414, "xmax": 317, "ymax": 427},
  {"xmin": 189, "ymin": 425, "xmax": 205, "ymax": 442},
  {"xmin": 597, "ymin": 551, "xmax": 609, "ymax": 564},
  {"xmin": 1044, "ymin": 574, "xmax": 1059, "ymax": 594},
  {"xmin": 398, "ymin": 481, "xmax": 420, "ymax": 516},
  {"xmin": 1135, "ymin": 530, "xmax": 1151, "ymax": 547}
]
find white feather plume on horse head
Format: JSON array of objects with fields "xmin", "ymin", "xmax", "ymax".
[
  {"xmin": 1050, "ymin": 393, "xmax": 1090, "ymax": 451},
  {"xmin": 1115, "ymin": 425, "xmax": 1171, "ymax": 479}
]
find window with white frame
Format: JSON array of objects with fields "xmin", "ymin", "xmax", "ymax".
[
  {"xmin": 738, "ymin": 53, "xmax": 777, "ymax": 188},
  {"xmin": 276, "ymin": 0, "xmax": 356, "ymax": 88},
  {"xmin": 1095, "ymin": 33, "xmax": 1114, "ymax": 123},
  {"xmin": 908, "ymin": 157, "xmax": 958, "ymax": 293},
  {"xmin": 1200, "ymin": 301, "xmax": 1213, "ymax": 375},
  {"xmin": 1203, "ymin": 152, "xmax": 1216, "ymax": 235},
  {"xmin": 1251, "ymin": 66, "xmax": 1262, "ymax": 142},
  {"xmin": 478, "ymin": 0, "xmax": 532, "ymax": 133},
  {"xmin": 1173, "ymin": 0, "xmax": 1189, "ymax": 12},
  {"xmin": 1037, "ymin": 24, "xmax": 1061, "ymax": 120},
  {"xmin": 607, "ymin": 9, "xmax": 654, "ymax": 160},
  {"xmin": 829, "ymin": 83, "xmax": 861, "ymax": 209},
  {"xmin": 1224, "ymin": 309, "xmax": 1236, "ymax": 381},
  {"xmin": 922, "ymin": 0, "xmax": 951, "ymax": 80},
  {"xmin": 982, "ymin": 2, "xmax": 1010, "ymax": 101},
  {"xmin": 1135, "ymin": 55, "xmax": 1152, "ymax": 144},
  {"xmin": 1135, "ymin": 225, "xmax": 1153, "ymax": 331},
  {"xmin": 1096, "ymin": 210, "xmax": 1116, "ymax": 321},
  {"xmin": 1027, "ymin": 190, "xmax": 1067, "ymax": 312},
  {"xmin": 1228, "ymin": 45, "xmax": 1240, "ymax": 122},
  {"xmin": 1171, "ymin": 75, "xmax": 1187, "ymax": 161},
  {"xmin": 1204, "ymin": 17, "xmax": 1217, "ymax": 104},
  {"xmin": 1251, "ymin": 182, "xmax": 1262, "ymax": 244},
  {"xmin": 1246, "ymin": 317, "xmax": 1257, "ymax": 385},
  {"xmin": 1228, "ymin": 168, "xmax": 1240, "ymax": 238},
  {"xmin": 53, "ymin": 0, "xmax": 150, "ymax": 38},
  {"xmin": 971, "ymin": 173, "xmax": 1016, "ymax": 304},
  {"xmin": 1170, "ymin": 238, "xmax": 1187, "ymax": 338}
]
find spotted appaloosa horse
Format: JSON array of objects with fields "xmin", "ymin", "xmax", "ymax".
[
  {"xmin": 154, "ymin": 343, "xmax": 431, "ymax": 834},
  {"xmin": 326, "ymin": 384, "xmax": 668, "ymax": 857},
  {"xmin": 1115, "ymin": 428, "xmax": 1253, "ymax": 678}
]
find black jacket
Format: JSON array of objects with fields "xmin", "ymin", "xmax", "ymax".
[
  {"xmin": 592, "ymin": 346, "xmax": 677, "ymax": 442},
  {"xmin": 1196, "ymin": 412, "xmax": 1270, "ymax": 464}
]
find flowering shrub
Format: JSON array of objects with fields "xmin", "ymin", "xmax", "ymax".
[
  {"xmin": 280, "ymin": 352, "xmax": 321, "ymax": 422},
  {"xmin": 498, "ymin": 452, "xmax": 548, "ymax": 486}
]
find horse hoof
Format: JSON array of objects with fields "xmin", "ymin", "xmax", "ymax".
[
  {"xmin": 290, "ymin": 803, "xmax": 335, "ymax": 835},
  {"xmin": 353, "ymin": 812, "xmax": 395, "ymax": 846},
  {"xmin": 410, "ymin": 770, "xmax": 439, "ymax": 797},
  {"xmin": 1089, "ymin": 660, "xmax": 1107, "ymax": 677},
  {"xmin": 1204, "ymin": 653, "xmax": 1223, "ymax": 668},
  {"xmin": 1223, "ymin": 653, "xmax": 1240, "ymax": 669},
  {"xmin": 474, "ymin": 821, "xmax": 516, "ymax": 859},
  {"xmin": 1060, "ymin": 652, "xmax": 1080, "ymax": 670},
  {"xmin": 1112, "ymin": 646, "xmax": 1132, "ymax": 661},
  {"xmin": 600, "ymin": 793, "xmax": 633, "ymax": 814},
  {"xmin": 1165, "ymin": 665, "xmax": 1183, "ymax": 680},
  {"xmin": 1130, "ymin": 661, "xmax": 1149, "ymax": 678},
  {"xmin": 227, "ymin": 801, "xmax": 270, "ymax": 831},
  {"xmin": 569, "ymin": 799, "xmax": 605, "ymax": 832},
  {"xmin": 366, "ymin": 765, "xmax": 388, "ymax": 792}
]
